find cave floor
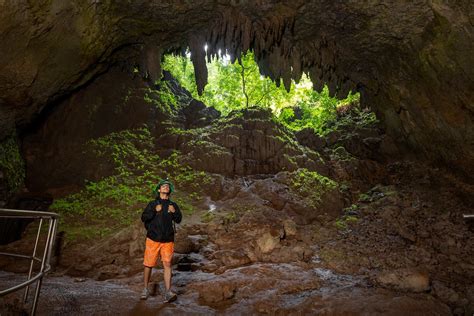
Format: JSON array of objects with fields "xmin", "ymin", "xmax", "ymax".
[
  {"xmin": 1, "ymin": 161, "xmax": 473, "ymax": 315},
  {"xmin": 0, "ymin": 266, "xmax": 451, "ymax": 315}
]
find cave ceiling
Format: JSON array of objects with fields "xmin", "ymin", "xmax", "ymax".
[{"xmin": 0, "ymin": 0, "xmax": 473, "ymax": 175}]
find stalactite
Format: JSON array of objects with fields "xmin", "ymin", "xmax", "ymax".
[
  {"xmin": 309, "ymin": 66, "xmax": 324, "ymax": 93},
  {"xmin": 257, "ymin": 56, "xmax": 272, "ymax": 80},
  {"xmin": 291, "ymin": 50, "xmax": 302, "ymax": 84},
  {"xmin": 328, "ymin": 77, "xmax": 337, "ymax": 97},
  {"xmin": 338, "ymin": 79, "xmax": 353, "ymax": 99},
  {"xmin": 181, "ymin": 10, "xmax": 350, "ymax": 99},
  {"xmin": 282, "ymin": 66, "xmax": 292, "ymax": 92},
  {"xmin": 188, "ymin": 34, "xmax": 208, "ymax": 96},
  {"xmin": 144, "ymin": 44, "xmax": 162, "ymax": 83},
  {"xmin": 242, "ymin": 18, "xmax": 252, "ymax": 52}
]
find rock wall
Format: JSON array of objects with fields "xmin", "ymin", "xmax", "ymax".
[
  {"xmin": 22, "ymin": 68, "xmax": 163, "ymax": 194},
  {"xmin": 0, "ymin": 1, "xmax": 473, "ymax": 176}
]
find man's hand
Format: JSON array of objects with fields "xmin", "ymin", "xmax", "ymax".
[
  {"xmin": 169, "ymin": 205, "xmax": 175, "ymax": 213},
  {"xmin": 155, "ymin": 204, "xmax": 162, "ymax": 212}
]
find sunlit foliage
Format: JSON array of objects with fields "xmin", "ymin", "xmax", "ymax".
[{"xmin": 162, "ymin": 50, "xmax": 359, "ymax": 133}]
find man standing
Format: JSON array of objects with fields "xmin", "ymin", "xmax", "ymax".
[{"xmin": 140, "ymin": 178, "xmax": 182, "ymax": 302}]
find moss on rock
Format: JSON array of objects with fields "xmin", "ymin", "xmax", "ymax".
[{"xmin": 0, "ymin": 133, "xmax": 25, "ymax": 196}]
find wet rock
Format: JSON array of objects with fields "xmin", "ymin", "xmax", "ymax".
[
  {"xmin": 297, "ymin": 290, "xmax": 452, "ymax": 316},
  {"xmin": 214, "ymin": 249, "xmax": 251, "ymax": 268},
  {"xmin": 96, "ymin": 264, "xmax": 126, "ymax": 281},
  {"xmin": 283, "ymin": 219, "xmax": 297, "ymax": 237},
  {"xmin": 251, "ymin": 178, "xmax": 288, "ymax": 211},
  {"xmin": 75, "ymin": 262, "xmax": 93, "ymax": 274},
  {"xmin": 256, "ymin": 231, "xmax": 281, "ymax": 254},
  {"xmin": 270, "ymin": 243, "xmax": 314, "ymax": 263},
  {"xmin": 197, "ymin": 281, "xmax": 236, "ymax": 304},
  {"xmin": 174, "ymin": 230, "xmax": 200, "ymax": 254},
  {"xmin": 376, "ymin": 268, "xmax": 430, "ymax": 292},
  {"xmin": 190, "ymin": 263, "xmax": 322, "ymax": 308},
  {"xmin": 174, "ymin": 237, "xmax": 196, "ymax": 254}
]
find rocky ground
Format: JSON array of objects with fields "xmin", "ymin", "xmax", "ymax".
[{"xmin": 1, "ymin": 104, "xmax": 473, "ymax": 315}]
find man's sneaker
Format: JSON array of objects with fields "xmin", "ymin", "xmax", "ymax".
[
  {"xmin": 140, "ymin": 287, "xmax": 149, "ymax": 300},
  {"xmin": 163, "ymin": 290, "xmax": 177, "ymax": 303}
]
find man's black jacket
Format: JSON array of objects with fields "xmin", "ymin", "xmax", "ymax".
[{"xmin": 141, "ymin": 197, "xmax": 182, "ymax": 242}]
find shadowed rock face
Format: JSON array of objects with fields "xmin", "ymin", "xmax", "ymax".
[{"xmin": 0, "ymin": 1, "xmax": 473, "ymax": 175}]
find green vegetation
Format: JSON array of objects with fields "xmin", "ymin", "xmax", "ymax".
[
  {"xmin": 338, "ymin": 182, "xmax": 351, "ymax": 195},
  {"xmin": 50, "ymin": 175, "xmax": 148, "ymax": 241},
  {"xmin": 331, "ymin": 146, "xmax": 356, "ymax": 161},
  {"xmin": 86, "ymin": 126, "xmax": 156, "ymax": 177},
  {"xmin": 143, "ymin": 81, "xmax": 178, "ymax": 114},
  {"xmin": 201, "ymin": 211, "xmax": 215, "ymax": 223},
  {"xmin": 49, "ymin": 50, "xmax": 379, "ymax": 243},
  {"xmin": 172, "ymin": 195, "xmax": 195, "ymax": 216},
  {"xmin": 162, "ymin": 51, "xmax": 360, "ymax": 133},
  {"xmin": 358, "ymin": 185, "xmax": 397, "ymax": 203},
  {"xmin": 278, "ymin": 87, "xmax": 359, "ymax": 134},
  {"xmin": 335, "ymin": 204, "xmax": 361, "ymax": 230},
  {"xmin": 288, "ymin": 168, "xmax": 338, "ymax": 208},
  {"xmin": 51, "ymin": 127, "xmax": 211, "ymax": 242},
  {"xmin": 223, "ymin": 211, "xmax": 238, "ymax": 224},
  {"xmin": 344, "ymin": 204, "xmax": 359, "ymax": 213},
  {"xmin": 358, "ymin": 193, "xmax": 372, "ymax": 203},
  {"xmin": 335, "ymin": 215, "xmax": 359, "ymax": 230},
  {"xmin": 322, "ymin": 106, "xmax": 379, "ymax": 135},
  {"xmin": 0, "ymin": 133, "xmax": 25, "ymax": 195}
]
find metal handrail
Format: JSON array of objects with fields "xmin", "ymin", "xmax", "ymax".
[{"xmin": 0, "ymin": 208, "xmax": 59, "ymax": 315}]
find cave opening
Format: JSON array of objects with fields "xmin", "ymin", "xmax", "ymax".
[
  {"xmin": 156, "ymin": 46, "xmax": 362, "ymax": 134},
  {"xmin": 0, "ymin": 2, "xmax": 473, "ymax": 314}
]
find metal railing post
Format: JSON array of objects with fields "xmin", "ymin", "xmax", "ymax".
[
  {"xmin": 0, "ymin": 209, "xmax": 60, "ymax": 316},
  {"xmin": 31, "ymin": 217, "xmax": 54, "ymax": 315},
  {"xmin": 23, "ymin": 218, "xmax": 43, "ymax": 303},
  {"xmin": 46, "ymin": 218, "xmax": 58, "ymax": 265}
]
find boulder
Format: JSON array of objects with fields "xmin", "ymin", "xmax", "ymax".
[
  {"xmin": 181, "ymin": 99, "xmax": 220, "ymax": 128},
  {"xmin": 197, "ymin": 281, "xmax": 237, "ymax": 304},
  {"xmin": 295, "ymin": 128, "xmax": 326, "ymax": 152},
  {"xmin": 214, "ymin": 249, "xmax": 251, "ymax": 268},
  {"xmin": 283, "ymin": 219, "xmax": 297, "ymax": 237},
  {"xmin": 376, "ymin": 268, "xmax": 430, "ymax": 293},
  {"xmin": 256, "ymin": 232, "xmax": 281, "ymax": 254}
]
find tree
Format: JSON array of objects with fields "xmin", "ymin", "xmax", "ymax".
[{"xmin": 162, "ymin": 50, "xmax": 360, "ymax": 133}]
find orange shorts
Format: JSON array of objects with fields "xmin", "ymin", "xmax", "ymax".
[{"xmin": 143, "ymin": 238, "xmax": 174, "ymax": 267}]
